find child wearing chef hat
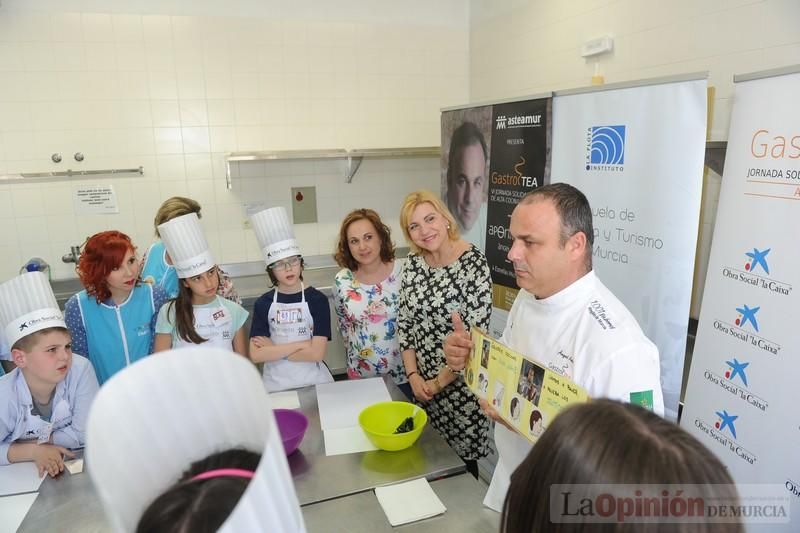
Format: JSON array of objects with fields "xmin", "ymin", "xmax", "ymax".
[
  {"xmin": 151, "ymin": 213, "xmax": 249, "ymax": 356},
  {"xmin": 141, "ymin": 196, "xmax": 241, "ymax": 304},
  {"xmin": 248, "ymin": 207, "xmax": 333, "ymax": 391},
  {"xmin": 87, "ymin": 346, "xmax": 305, "ymax": 533},
  {"xmin": 0, "ymin": 272, "xmax": 99, "ymax": 477}
]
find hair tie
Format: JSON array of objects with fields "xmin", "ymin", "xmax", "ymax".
[{"xmin": 190, "ymin": 468, "xmax": 255, "ymax": 482}]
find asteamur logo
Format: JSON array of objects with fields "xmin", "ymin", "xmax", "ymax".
[
  {"xmin": 495, "ymin": 114, "xmax": 542, "ymax": 130},
  {"xmin": 586, "ymin": 125, "xmax": 626, "ymax": 171}
]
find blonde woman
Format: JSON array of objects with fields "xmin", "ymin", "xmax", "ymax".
[{"xmin": 397, "ymin": 190, "xmax": 492, "ymax": 478}]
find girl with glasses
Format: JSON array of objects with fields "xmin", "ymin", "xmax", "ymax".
[{"xmin": 248, "ymin": 207, "xmax": 334, "ymax": 391}]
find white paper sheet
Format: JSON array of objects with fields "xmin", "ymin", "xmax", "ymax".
[
  {"xmin": 0, "ymin": 462, "xmax": 45, "ymax": 496},
  {"xmin": 323, "ymin": 426, "xmax": 378, "ymax": 456},
  {"xmin": 269, "ymin": 391, "xmax": 301, "ymax": 410},
  {"xmin": 0, "ymin": 492, "xmax": 39, "ymax": 533},
  {"xmin": 374, "ymin": 477, "xmax": 447, "ymax": 526},
  {"xmin": 316, "ymin": 378, "xmax": 391, "ymax": 431},
  {"xmin": 65, "ymin": 458, "xmax": 84, "ymax": 475}
]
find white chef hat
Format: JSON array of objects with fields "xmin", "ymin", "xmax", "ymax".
[
  {"xmin": 0, "ymin": 271, "xmax": 66, "ymax": 349},
  {"xmin": 157, "ymin": 213, "xmax": 215, "ymax": 279},
  {"xmin": 250, "ymin": 207, "xmax": 301, "ymax": 266},
  {"xmin": 86, "ymin": 347, "xmax": 306, "ymax": 533}
]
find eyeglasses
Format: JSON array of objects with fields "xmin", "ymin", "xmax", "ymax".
[{"xmin": 269, "ymin": 257, "xmax": 301, "ymax": 271}]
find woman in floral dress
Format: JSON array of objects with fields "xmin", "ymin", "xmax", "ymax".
[
  {"xmin": 333, "ymin": 209, "xmax": 410, "ymax": 398},
  {"xmin": 398, "ymin": 190, "xmax": 492, "ymax": 478}
]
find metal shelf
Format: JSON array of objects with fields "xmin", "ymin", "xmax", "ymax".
[
  {"xmin": 225, "ymin": 146, "xmax": 440, "ymax": 188},
  {"xmin": 0, "ymin": 166, "xmax": 144, "ymax": 184}
]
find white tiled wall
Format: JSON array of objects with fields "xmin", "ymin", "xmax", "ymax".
[
  {"xmin": 0, "ymin": 0, "xmax": 469, "ymax": 279},
  {"xmin": 469, "ymin": 0, "xmax": 800, "ymax": 141},
  {"xmin": 468, "ymin": 0, "xmax": 800, "ymax": 317},
  {"xmin": 227, "ymin": 156, "xmax": 439, "ymax": 264}
]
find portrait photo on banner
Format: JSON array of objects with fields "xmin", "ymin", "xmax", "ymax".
[{"xmin": 440, "ymin": 106, "xmax": 493, "ymax": 251}]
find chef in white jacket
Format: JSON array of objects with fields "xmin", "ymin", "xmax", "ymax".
[{"xmin": 444, "ymin": 183, "xmax": 664, "ymax": 512}]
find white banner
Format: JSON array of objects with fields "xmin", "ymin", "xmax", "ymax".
[
  {"xmin": 681, "ymin": 69, "xmax": 800, "ymax": 532},
  {"xmin": 551, "ymin": 78, "xmax": 707, "ymax": 419}
]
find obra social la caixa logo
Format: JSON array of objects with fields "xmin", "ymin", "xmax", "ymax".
[
  {"xmin": 585, "ymin": 125, "xmax": 626, "ymax": 171},
  {"xmin": 744, "ymin": 247, "xmax": 770, "ymax": 274},
  {"xmin": 734, "ymin": 304, "xmax": 760, "ymax": 332},
  {"xmin": 724, "ymin": 358, "xmax": 749, "ymax": 386},
  {"xmin": 722, "ymin": 246, "xmax": 792, "ymax": 297},
  {"xmin": 714, "ymin": 409, "xmax": 738, "ymax": 439}
]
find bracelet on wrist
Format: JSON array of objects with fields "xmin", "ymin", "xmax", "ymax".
[
  {"xmin": 445, "ymin": 364, "xmax": 460, "ymax": 375},
  {"xmin": 406, "ymin": 370, "xmax": 418, "ymax": 379},
  {"xmin": 433, "ymin": 375, "xmax": 442, "ymax": 391}
]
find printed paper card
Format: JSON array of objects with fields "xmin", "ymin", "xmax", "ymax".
[{"xmin": 465, "ymin": 327, "xmax": 590, "ymax": 443}]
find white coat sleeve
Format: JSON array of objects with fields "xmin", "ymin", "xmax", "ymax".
[
  {"xmin": 584, "ymin": 341, "xmax": 665, "ymax": 416},
  {"xmin": 51, "ymin": 357, "xmax": 100, "ymax": 449}
]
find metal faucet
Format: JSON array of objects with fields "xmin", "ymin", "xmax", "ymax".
[{"xmin": 62, "ymin": 239, "xmax": 87, "ymax": 264}]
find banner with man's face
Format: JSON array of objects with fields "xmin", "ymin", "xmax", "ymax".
[{"xmin": 441, "ymin": 98, "xmax": 551, "ymax": 311}]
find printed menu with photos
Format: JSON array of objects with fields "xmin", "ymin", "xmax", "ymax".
[{"xmin": 465, "ymin": 327, "xmax": 590, "ymax": 443}]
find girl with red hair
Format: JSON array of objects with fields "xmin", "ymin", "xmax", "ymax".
[{"xmin": 64, "ymin": 231, "xmax": 168, "ymax": 384}]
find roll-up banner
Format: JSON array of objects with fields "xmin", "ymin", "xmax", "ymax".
[
  {"xmin": 441, "ymin": 98, "xmax": 551, "ymax": 336},
  {"xmin": 550, "ymin": 75, "xmax": 707, "ymax": 420},
  {"xmin": 680, "ymin": 66, "xmax": 800, "ymax": 531}
]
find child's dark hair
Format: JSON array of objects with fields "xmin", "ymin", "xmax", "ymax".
[
  {"xmin": 11, "ymin": 327, "xmax": 70, "ymax": 352},
  {"xmin": 502, "ymin": 400, "xmax": 743, "ymax": 533},
  {"xmin": 266, "ymin": 257, "xmax": 305, "ymax": 287},
  {"xmin": 137, "ymin": 449, "xmax": 261, "ymax": 533},
  {"xmin": 169, "ymin": 269, "xmax": 222, "ymax": 345}
]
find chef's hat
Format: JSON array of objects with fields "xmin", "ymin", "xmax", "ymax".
[
  {"xmin": 250, "ymin": 207, "xmax": 300, "ymax": 266},
  {"xmin": 86, "ymin": 347, "xmax": 306, "ymax": 533},
  {"xmin": 0, "ymin": 271, "xmax": 66, "ymax": 349},
  {"xmin": 157, "ymin": 213, "xmax": 215, "ymax": 279}
]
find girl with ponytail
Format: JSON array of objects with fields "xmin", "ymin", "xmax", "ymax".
[
  {"xmin": 151, "ymin": 213, "xmax": 248, "ymax": 356},
  {"xmin": 153, "ymin": 265, "xmax": 248, "ymax": 355}
]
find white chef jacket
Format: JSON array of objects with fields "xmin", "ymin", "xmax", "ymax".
[{"xmin": 483, "ymin": 270, "xmax": 664, "ymax": 511}]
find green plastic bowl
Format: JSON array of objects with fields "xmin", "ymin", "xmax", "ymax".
[{"xmin": 358, "ymin": 401, "xmax": 428, "ymax": 452}]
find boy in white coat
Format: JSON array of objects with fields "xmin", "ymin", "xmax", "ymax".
[{"xmin": 0, "ymin": 272, "xmax": 99, "ymax": 477}]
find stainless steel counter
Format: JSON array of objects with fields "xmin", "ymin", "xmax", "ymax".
[
  {"xmin": 290, "ymin": 377, "xmax": 465, "ymax": 505},
  {"xmin": 17, "ymin": 378, "xmax": 467, "ymax": 532},
  {"xmin": 303, "ymin": 473, "xmax": 500, "ymax": 532}
]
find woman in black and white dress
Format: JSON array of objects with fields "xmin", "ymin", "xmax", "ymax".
[{"xmin": 397, "ymin": 190, "xmax": 492, "ymax": 478}]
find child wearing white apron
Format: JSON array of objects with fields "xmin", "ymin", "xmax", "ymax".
[
  {"xmin": 258, "ymin": 281, "xmax": 333, "ymax": 390},
  {"xmin": 248, "ymin": 207, "xmax": 334, "ymax": 392},
  {"xmin": 153, "ymin": 266, "xmax": 248, "ymax": 355}
]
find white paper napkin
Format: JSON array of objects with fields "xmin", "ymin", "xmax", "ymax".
[
  {"xmin": 269, "ymin": 391, "xmax": 301, "ymax": 409},
  {"xmin": 0, "ymin": 462, "xmax": 45, "ymax": 496},
  {"xmin": 65, "ymin": 458, "xmax": 84, "ymax": 475},
  {"xmin": 0, "ymin": 492, "xmax": 39, "ymax": 533},
  {"xmin": 323, "ymin": 426, "xmax": 378, "ymax": 456},
  {"xmin": 374, "ymin": 477, "xmax": 446, "ymax": 526}
]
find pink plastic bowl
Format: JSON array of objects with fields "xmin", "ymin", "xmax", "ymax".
[{"xmin": 274, "ymin": 409, "xmax": 308, "ymax": 455}]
